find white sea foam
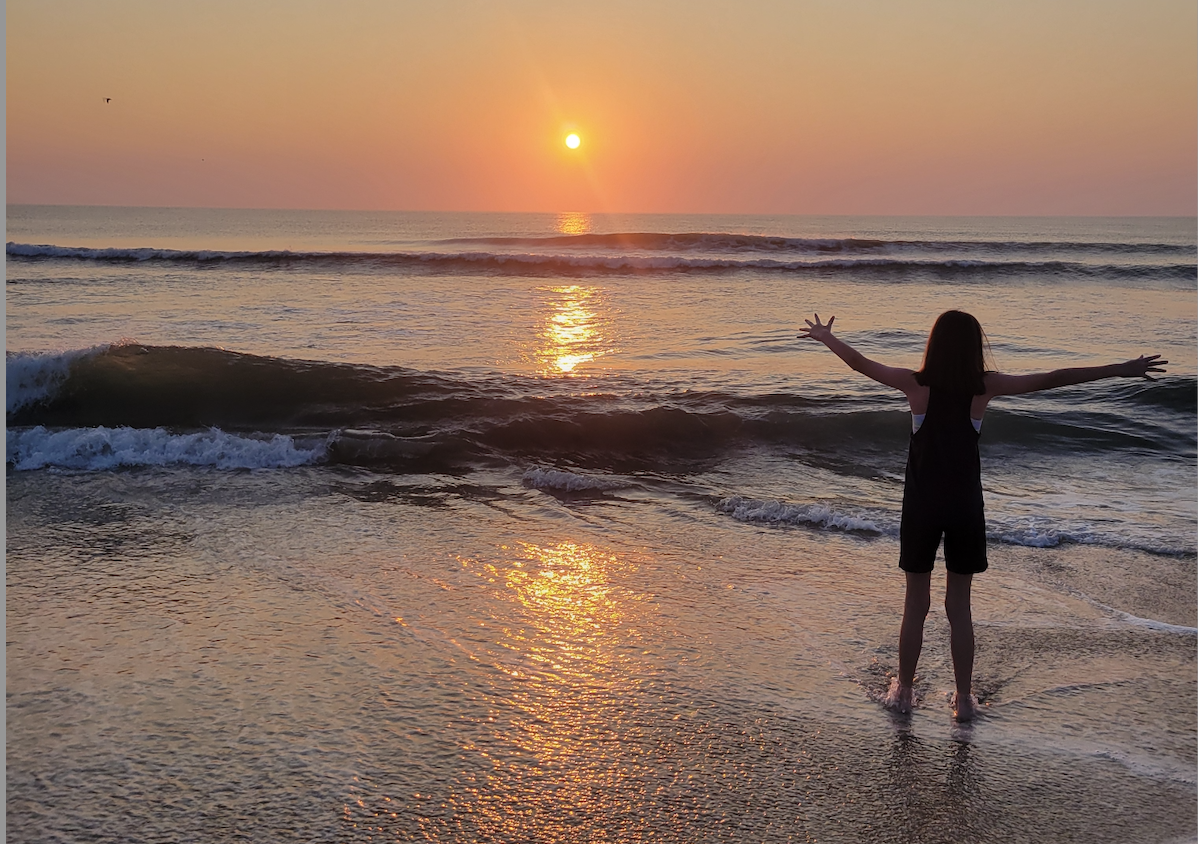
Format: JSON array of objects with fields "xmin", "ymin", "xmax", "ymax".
[
  {"xmin": 1111, "ymin": 611, "xmax": 1198, "ymax": 636},
  {"xmin": 716, "ymin": 495, "xmax": 888, "ymax": 535},
  {"xmin": 6, "ymin": 346, "xmax": 109, "ymax": 414},
  {"xmin": 716, "ymin": 496, "xmax": 1191, "ymax": 555},
  {"xmin": 1079, "ymin": 600, "xmax": 1198, "ymax": 636},
  {"xmin": 987, "ymin": 517, "xmax": 1193, "ymax": 557},
  {"xmin": 522, "ymin": 466, "xmax": 627, "ymax": 492},
  {"xmin": 1087, "ymin": 747, "xmax": 1198, "ymax": 787},
  {"xmin": 990, "ymin": 525, "xmax": 1064, "ymax": 548},
  {"xmin": 7, "ymin": 426, "xmax": 326, "ymax": 471}
]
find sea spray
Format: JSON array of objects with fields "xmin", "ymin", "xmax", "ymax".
[
  {"xmin": 6, "ymin": 346, "xmax": 110, "ymax": 414},
  {"xmin": 6, "ymin": 425, "xmax": 326, "ymax": 471}
]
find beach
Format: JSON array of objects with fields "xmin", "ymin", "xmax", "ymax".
[{"xmin": 6, "ymin": 207, "xmax": 1197, "ymax": 842}]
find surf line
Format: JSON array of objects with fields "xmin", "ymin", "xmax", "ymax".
[{"xmin": 1105, "ymin": 605, "xmax": 1197, "ymax": 636}]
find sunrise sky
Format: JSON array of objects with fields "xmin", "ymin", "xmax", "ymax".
[{"xmin": 7, "ymin": 0, "xmax": 1197, "ymax": 215}]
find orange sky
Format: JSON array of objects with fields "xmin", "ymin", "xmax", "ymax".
[{"xmin": 7, "ymin": 0, "xmax": 1197, "ymax": 215}]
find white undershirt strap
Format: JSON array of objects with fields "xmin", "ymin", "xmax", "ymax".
[{"xmin": 911, "ymin": 412, "xmax": 982, "ymax": 434}]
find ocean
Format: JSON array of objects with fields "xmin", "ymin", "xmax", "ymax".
[{"xmin": 6, "ymin": 205, "xmax": 1197, "ymax": 842}]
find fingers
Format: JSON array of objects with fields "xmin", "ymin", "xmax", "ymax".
[
  {"xmin": 801, "ymin": 312, "xmax": 835, "ymax": 338},
  {"xmin": 1141, "ymin": 355, "xmax": 1168, "ymax": 378},
  {"xmin": 1129, "ymin": 354, "xmax": 1167, "ymax": 379}
]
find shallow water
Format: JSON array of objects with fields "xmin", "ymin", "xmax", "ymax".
[
  {"xmin": 7, "ymin": 208, "xmax": 1197, "ymax": 842},
  {"xmin": 8, "ymin": 467, "xmax": 1196, "ymax": 842}
]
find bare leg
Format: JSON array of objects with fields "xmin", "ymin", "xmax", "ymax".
[
  {"xmin": 944, "ymin": 571, "xmax": 977, "ymax": 721},
  {"xmin": 885, "ymin": 571, "xmax": 931, "ymax": 713}
]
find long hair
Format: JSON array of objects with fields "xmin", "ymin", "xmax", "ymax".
[{"xmin": 914, "ymin": 310, "xmax": 992, "ymax": 395}]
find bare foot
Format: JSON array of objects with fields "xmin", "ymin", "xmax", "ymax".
[
  {"xmin": 883, "ymin": 677, "xmax": 915, "ymax": 714},
  {"xmin": 951, "ymin": 691, "xmax": 978, "ymax": 722}
]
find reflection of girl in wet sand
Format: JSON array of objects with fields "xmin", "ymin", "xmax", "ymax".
[{"xmin": 801, "ymin": 310, "xmax": 1166, "ymax": 720}]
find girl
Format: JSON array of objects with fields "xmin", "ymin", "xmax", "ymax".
[{"xmin": 800, "ymin": 310, "xmax": 1166, "ymax": 721}]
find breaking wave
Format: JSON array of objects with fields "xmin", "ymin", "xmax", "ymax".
[
  {"xmin": 716, "ymin": 496, "xmax": 888, "ymax": 534},
  {"xmin": 522, "ymin": 466, "xmax": 631, "ymax": 492},
  {"xmin": 438, "ymin": 231, "xmax": 1196, "ymax": 258},
  {"xmin": 6, "ymin": 343, "xmax": 1191, "ymax": 556},
  {"xmin": 6, "ymin": 425, "xmax": 326, "ymax": 472},
  {"xmin": 7, "ymin": 345, "xmax": 1193, "ymax": 464},
  {"xmin": 8, "ymin": 242, "xmax": 1194, "ymax": 282}
]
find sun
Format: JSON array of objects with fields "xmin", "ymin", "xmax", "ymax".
[{"xmin": 565, "ymin": 133, "xmax": 581, "ymax": 150}]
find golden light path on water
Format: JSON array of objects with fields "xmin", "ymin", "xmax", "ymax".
[
  {"xmin": 517, "ymin": 213, "xmax": 617, "ymax": 377},
  {"xmin": 544, "ymin": 286, "xmax": 595, "ymax": 374},
  {"xmin": 536, "ymin": 283, "xmax": 614, "ymax": 376},
  {"xmin": 455, "ymin": 541, "xmax": 657, "ymax": 839},
  {"xmin": 555, "ymin": 211, "xmax": 590, "ymax": 235}
]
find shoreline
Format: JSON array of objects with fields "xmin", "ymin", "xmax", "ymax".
[{"xmin": 8, "ymin": 466, "xmax": 1196, "ymax": 842}]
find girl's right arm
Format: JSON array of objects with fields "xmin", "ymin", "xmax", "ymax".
[
  {"xmin": 800, "ymin": 314, "xmax": 920, "ymax": 394},
  {"xmin": 985, "ymin": 355, "xmax": 1167, "ymax": 398}
]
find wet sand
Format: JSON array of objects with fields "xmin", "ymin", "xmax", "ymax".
[{"xmin": 7, "ymin": 468, "xmax": 1196, "ymax": 843}]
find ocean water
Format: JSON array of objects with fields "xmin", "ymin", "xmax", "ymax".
[{"xmin": 6, "ymin": 206, "xmax": 1197, "ymax": 842}]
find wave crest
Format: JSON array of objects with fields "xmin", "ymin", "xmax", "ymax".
[
  {"xmin": 522, "ymin": 466, "xmax": 629, "ymax": 492},
  {"xmin": 8, "ymin": 241, "xmax": 1192, "ymax": 281},
  {"xmin": 6, "ymin": 425, "xmax": 326, "ymax": 471},
  {"xmin": 7, "ymin": 345, "xmax": 1193, "ymax": 462},
  {"xmin": 716, "ymin": 495, "xmax": 889, "ymax": 534},
  {"xmin": 439, "ymin": 232, "xmax": 1196, "ymax": 258},
  {"xmin": 6, "ymin": 346, "xmax": 110, "ymax": 414}
]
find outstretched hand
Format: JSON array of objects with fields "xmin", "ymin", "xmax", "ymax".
[
  {"xmin": 800, "ymin": 313, "xmax": 836, "ymax": 344},
  {"xmin": 1121, "ymin": 354, "xmax": 1168, "ymax": 381}
]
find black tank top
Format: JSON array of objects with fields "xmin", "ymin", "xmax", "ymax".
[{"xmin": 902, "ymin": 387, "xmax": 983, "ymax": 520}]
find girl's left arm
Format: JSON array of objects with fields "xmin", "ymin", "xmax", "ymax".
[
  {"xmin": 985, "ymin": 355, "xmax": 1168, "ymax": 397},
  {"xmin": 800, "ymin": 314, "xmax": 920, "ymax": 394}
]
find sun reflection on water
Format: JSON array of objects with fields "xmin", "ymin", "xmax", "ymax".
[
  {"xmin": 454, "ymin": 540, "xmax": 660, "ymax": 838},
  {"xmin": 537, "ymin": 284, "xmax": 613, "ymax": 376},
  {"xmin": 555, "ymin": 211, "xmax": 591, "ymax": 235},
  {"xmin": 464, "ymin": 540, "xmax": 641, "ymax": 678},
  {"xmin": 505, "ymin": 541, "xmax": 625, "ymax": 646}
]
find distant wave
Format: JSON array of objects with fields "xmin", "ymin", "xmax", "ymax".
[
  {"xmin": 6, "ymin": 243, "xmax": 310, "ymax": 262},
  {"xmin": 441, "ymin": 233, "xmax": 899, "ymax": 253},
  {"xmin": 438, "ymin": 231, "xmax": 1198, "ymax": 258},
  {"xmin": 8, "ymin": 242, "xmax": 1194, "ymax": 281}
]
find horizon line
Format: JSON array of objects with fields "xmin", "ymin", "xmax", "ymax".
[{"xmin": 6, "ymin": 203, "xmax": 1196, "ymax": 221}]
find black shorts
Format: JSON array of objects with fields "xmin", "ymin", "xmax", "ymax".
[{"xmin": 899, "ymin": 508, "xmax": 988, "ymax": 575}]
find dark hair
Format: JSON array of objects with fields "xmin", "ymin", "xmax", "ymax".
[{"xmin": 914, "ymin": 310, "xmax": 992, "ymax": 395}]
